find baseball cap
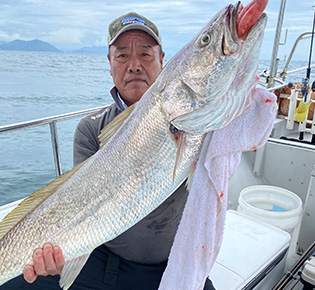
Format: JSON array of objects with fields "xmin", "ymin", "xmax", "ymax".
[{"xmin": 108, "ymin": 12, "xmax": 162, "ymax": 47}]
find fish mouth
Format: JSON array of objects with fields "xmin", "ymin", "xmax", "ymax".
[
  {"xmin": 223, "ymin": 1, "xmax": 267, "ymax": 54},
  {"xmin": 231, "ymin": 2, "xmax": 243, "ymax": 41}
]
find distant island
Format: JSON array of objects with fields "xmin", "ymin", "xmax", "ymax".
[
  {"xmin": 69, "ymin": 46, "xmax": 107, "ymax": 54},
  {"xmin": 0, "ymin": 39, "xmax": 62, "ymax": 52},
  {"xmin": 0, "ymin": 39, "xmax": 108, "ymax": 54}
]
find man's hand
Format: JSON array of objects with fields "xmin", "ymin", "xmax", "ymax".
[{"xmin": 23, "ymin": 243, "xmax": 65, "ymax": 283}]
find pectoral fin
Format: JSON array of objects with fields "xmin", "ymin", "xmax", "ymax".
[
  {"xmin": 173, "ymin": 132, "xmax": 184, "ymax": 181},
  {"xmin": 59, "ymin": 253, "xmax": 91, "ymax": 290}
]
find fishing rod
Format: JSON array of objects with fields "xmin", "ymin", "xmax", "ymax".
[
  {"xmin": 296, "ymin": 5, "xmax": 315, "ymax": 143},
  {"xmin": 306, "ymin": 7, "xmax": 315, "ymax": 81}
]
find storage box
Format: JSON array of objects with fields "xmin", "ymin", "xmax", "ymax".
[{"xmin": 209, "ymin": 210, "xmax": 291, "ymax": 289}]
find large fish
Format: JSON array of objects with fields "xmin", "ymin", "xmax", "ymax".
[{"xmin": 0, "ymin": 1, "xmax": 268, "ymax": 289}]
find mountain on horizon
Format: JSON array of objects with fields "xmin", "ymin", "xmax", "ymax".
[
  {"xmin": 0, "ymin": 39, "xmax": 109, "ymax": 54},
  {"xmin": 71, "ymin": 46, "xmax": 108, "ymax": 54},
  {"xmin": 0, "ymin": 39, "xmax": 62, "ymax": 52}
]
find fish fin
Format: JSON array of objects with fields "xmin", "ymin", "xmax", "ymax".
[
  {"xmin": 185, "ymin": 160, "xmax": 197, "ymax": 191},
  {"xmin": 59, "ymin": 253, "xmax": 91, "ymax": 290},
  {"xmin": 98, "ymin": 104, "xmax": 135, "ymax": 149},
  {"xmin": 0, "ymin": 159, "xmax": 88, "ymax": 240},
  {"xmin": 172, "ymin": 132, "xmax": 184, "ymax": 181}
]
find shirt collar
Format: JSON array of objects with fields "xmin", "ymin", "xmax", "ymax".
[
  {"xmin": 110, "ymin": 87, "xmax": 128, "ymax": 111},
  {"xmin": 116, "ymin": 91, "xmax": 128, "ymax": 110}
]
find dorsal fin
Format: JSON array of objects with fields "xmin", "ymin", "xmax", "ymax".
[
  {"xmin": 98, "ymin": 104, "xmax": 135, "ymax": 149},
  {"xmin": 0, "ymin": 159, "xmax": 88, "ymax": 240}
]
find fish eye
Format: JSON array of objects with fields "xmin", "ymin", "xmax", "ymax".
[
  {"xmin": 169, "ymin": 124, "xmax": 180, "ymax": 134},
  {"xmin": 200, "ymin": 33, "xmax": 211, "ymax": 46}
]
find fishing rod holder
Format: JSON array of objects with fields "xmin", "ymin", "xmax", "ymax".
[{"xmin": 274, "ymin": 86, "xmax": 315, "ymax": 145}]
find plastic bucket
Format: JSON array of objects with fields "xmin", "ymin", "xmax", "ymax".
[{"xmin": 237, "ymin": 185, "xmax": 302, "ymax": 235}]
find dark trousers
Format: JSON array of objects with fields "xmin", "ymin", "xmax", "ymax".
[{"xmin": 1, "ymin": 245, "xmax": 216, "ymax": 290}]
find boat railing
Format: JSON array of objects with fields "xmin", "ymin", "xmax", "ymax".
[
  {"xmin": 0, "ymin": 106, "xmax": 108, "ymax": 177},
  {"xmin": 259, "ymin": 31, "xmax": 315, "ymax": 91},
  {"xmin": 280, "ymin": 32, "xmax": 315, "ymax": 81}
]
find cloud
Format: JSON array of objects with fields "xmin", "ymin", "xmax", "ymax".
[
  {"xmin": 94, "ymin": 36, "xmax": 108, "ymax": 47},
  {"xmin": 42, "ymin": 28, "xmax": 85, "ymax": 45},
  {"xmin": 0, "ymin": 0, "xmax": 314, "ymax": 59},
  {"xmin": 0, "ymin": 30, "xmax": 23, "ymax": 42},
  {"xmin": 25, "ymin": 0, "xmax": 45, "ymax": 3}
]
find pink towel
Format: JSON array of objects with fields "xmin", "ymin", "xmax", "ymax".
[{"xmin": 159, "ymin": 88, "xmax": 278, "ymax": 289}]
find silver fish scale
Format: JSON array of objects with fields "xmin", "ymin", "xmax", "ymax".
[{"xmin": 0, "ymin": 85, "xmax": 204, "ymax": 283}]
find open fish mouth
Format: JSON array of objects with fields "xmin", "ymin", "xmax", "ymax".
[
  {"xmin": 235, "ymin": 0, "xmax": 268, "ymax": 39},
  {"xmin": 223, "ymin": 1, "xmax": 267, "ymax": 55}
]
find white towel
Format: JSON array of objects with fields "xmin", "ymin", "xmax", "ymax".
[{"xmin": 159, "ymin": 88, "xmax": 278, "ymax": 289}]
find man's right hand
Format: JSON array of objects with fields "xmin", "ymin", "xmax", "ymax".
[{"xmin": 23, "ymin": 243, "xmax": 65, "ymax": 283}]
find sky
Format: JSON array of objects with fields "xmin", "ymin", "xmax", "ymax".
[{"xmin": 1, "ymin": 0, "xmax": 315, "ymax": 61}]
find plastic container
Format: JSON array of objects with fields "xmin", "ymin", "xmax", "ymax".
[
  {"xmin": 237, "ymin": 185, "xmax": 302, "ymax": 235},
  {"xmin": 209, "ymin": 210, "xmax": 291, "ymax": 290}
]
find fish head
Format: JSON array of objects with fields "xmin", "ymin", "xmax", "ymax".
[{"xmin": 162, "ymin": 1, "xmax": 268, "ymax": 134}]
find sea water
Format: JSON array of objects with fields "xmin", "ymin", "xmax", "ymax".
[
  {"xmin": 0, "ymin": 50, "xmax": 314, "ymax": 206},
  {"xmin": 0, "ymin": 51, "xmax": 114, "ymax": 206}
]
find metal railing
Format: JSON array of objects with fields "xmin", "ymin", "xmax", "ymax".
[
  {"xmin": 260, "ymin": 30, "xmax": 315, "ymax": 91},
  {"xmin": 0, "ymin": 106, "xmax": 108, "ymax": 177}
]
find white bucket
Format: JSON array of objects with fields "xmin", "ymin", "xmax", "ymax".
[{"xmin": 237, "ymin": 185, "xmax": 302, "ymax": 235}]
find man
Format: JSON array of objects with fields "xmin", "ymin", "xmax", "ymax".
[{"xmin": 2, "ymin": 12, "xmax": 215, "ymax": 290}]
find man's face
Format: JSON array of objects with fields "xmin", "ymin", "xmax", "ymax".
[{"xmin": 108, "ymin": 30, "xmax": 165, "ymax": 106}]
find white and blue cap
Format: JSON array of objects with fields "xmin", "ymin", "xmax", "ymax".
[{"xmin": 108, "ymin": 12, "xmax": 162, "ymax": 47}]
